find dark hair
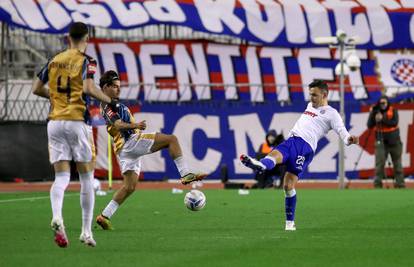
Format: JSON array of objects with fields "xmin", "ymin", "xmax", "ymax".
[
  {"xmin": 100, "ymin": 70, "xmax": 120, "ymax": 89},
  {"xmin": 308, "ymin": 80, "xmax": 328, "ymax": 93},
  {"xmin": 69, "ymin": 22, "xmax": 89, "ymax": 41}
]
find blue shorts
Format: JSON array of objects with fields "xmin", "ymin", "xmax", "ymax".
[{"xmin": 274, "ymin": 136, "xmax": 314, "ymax": 178}]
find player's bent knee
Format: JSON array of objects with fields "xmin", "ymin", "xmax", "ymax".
[
  {"xmin": 169, "ymin": 134, "xmax": 178, "ymax": 144},
  {"xmin": 284, "ymin": 184, "xmax": 295, "ymax": 192}
]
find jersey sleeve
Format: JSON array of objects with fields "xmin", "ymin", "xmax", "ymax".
[
  {"xmin": 330, "ymin": 110, "xmax": 351, "ymax": 145},
  {"xmin": 101, "ymin": 104, "xmax": 120, "ymax": 125},
  {"xmin": 37, "ymin": 62, "xmax": 49, "ymax": 84},
  {"xmin": 82, "ymin": 56, "xmax": 97, "ymax": 80}
]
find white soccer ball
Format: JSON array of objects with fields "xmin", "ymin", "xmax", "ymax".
[{"xmin": 184, "ymin": 190, "xmax": 206, "ymax": 211}]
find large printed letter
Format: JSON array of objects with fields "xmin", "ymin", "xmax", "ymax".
[
  {"xmin": 38, "ymin": 0, "xmax": 71, "ymax": 30},
  {"xmin": 193, "ymin": 0, "xmax": 244, "ymax": 34},
  {"xmin": 207, "ymin": 44, "xmax": 240, "ymax": 100},
  {"xmin": 62, "ymin": 0, "xmax": 111, "ymax": 27},
  {"xmin": 0, "ymin": 1, "xmax": 26, "ymax": 26},
  {"xmin": 140, "ymin": 44, "xmax": 177, "ymax": 101},
  {"xmin": 99, "ymin": 43, "xmax": 140, "ymax": 99},
  {"xmin": 104, "ymin": 0, "xmax": 150, "ymax": 26},
  {"xmin": 280, "ymin": 0, "xmax": 331, "ymax": 43},
  {"xmin": 246, "ymin": 46, "xmax": 264, "ymax": 102},
  {"xmin": 238, "ymin": 0, "xmax": 284, "ymax": 43},
  {"xmin": 174, "ymin": 44, "xmax": 211, "ymax": 101},
  {"xmin": 173, "ymin": 115, "xmax": 222, "ymax": 174},
  {"xmin": 12, "ymin": 0, "xmax": 49, "ymax": 29},
  {"xmin": 357, "ymin": 0, "xmax": 401, "ymax": 46},
  {"xmin": 323, "ymin": 0, "xmax": 371, "ymax": 45},
  {"xmin": 143, "ymin": 0, "xmax": 186, "ymax": 22},
  {"xmin": 229, "ymin": 114, "xmax": 266, "ymax": 174},
  {"xmin": 260, "ymin": 48, "xmax": 292, "ymax": 101},
  {"xmin": 298, "ymin": 48, "xmax": 333, "ymax": 100}
]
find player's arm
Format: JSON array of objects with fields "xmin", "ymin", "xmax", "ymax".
[
  {"xmin": 32, "ymin": 78, "xmax": 50, "ymax": 99},
  {"xmin": 113, "ymin": 119, "xmax": 147, "ymax": 131},
  {"xmin": 82, "ymin": 57, "xmax": 113, "ymax": 104},
  {"xmin": 32, "ymin": 62, "xmax": 50, "ymax": 99},
  {"xmin": 102, "ymin": 104, "xmax": 146, "ymax": 131},
  {"xmin": 331, "ymin": 111, "xmax": 359, "ymax": 145},
  {"xmin": 83, "ymin": 79, "xmax": 113, "ymax": 104}
]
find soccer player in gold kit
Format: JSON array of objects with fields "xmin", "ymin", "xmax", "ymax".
[
  {"xmin": 32, "ymin": 22, "xmax": 117, "ymax": 248},
  {"xmin": 96, "ymin": 70, "xmax": 206, "ymax": 230}
]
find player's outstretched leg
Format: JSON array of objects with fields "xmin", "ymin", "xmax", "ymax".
[
  {"xmin": 180, "ymin": 173, "xmax": 208, "ymax": 185},
  {"xmin": 284, "ymin": 172, "xmax": 298, "ymax": 231},
  {"xmin": 150, "ymin": 133, "xmax": 207, "ymax": 184},
  {"xmin": 51, "ymin": 218, "xmax": 69, "ymax": 248},
  {"xmin": 239, "ymin": 154, "xmax": 267, "ymax": 173},
  {"xmin": 96, "ymin": 214, "xmax": 113, "ymax": 230}
]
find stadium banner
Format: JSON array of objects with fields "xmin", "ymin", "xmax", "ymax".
[
  {"xmin": 91, "ymin": 102, "xmax": 414, "ymax": 181},
  {"xmin": 85, "ymin": 39, "xmax": 414, "ymax": 103},
  {"xmin": 1, "ymin": 0, "xmax": 414, "ymax": 49}
]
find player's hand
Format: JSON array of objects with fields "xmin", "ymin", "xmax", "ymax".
[
  {"xmin": 375, "ymin": 112, "xmax": 383, "ymax": 122},
  {"xmin": 348, "ymin": 135, "xmax": 359, "ymax": 145},
  {"xmin": 136, "ymin": 120, "xmax": 147, "ymax": 130}
]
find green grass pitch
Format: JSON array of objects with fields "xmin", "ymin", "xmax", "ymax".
[{"xmin": 0, "ymin": 189, "xmax": 413, "ymax": 267}]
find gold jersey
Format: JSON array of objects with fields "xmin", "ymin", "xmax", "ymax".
[
  {"xmin": 101, "ymin": 102, "xmax": 140, "ymax": 154},
  {"xmin": 37, "ymin": 49, "xmax": 97, "ymax": 122}
]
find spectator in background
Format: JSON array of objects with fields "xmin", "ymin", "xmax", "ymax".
[
  {"xmin": 253, "ymin": 130, "xmax": 286, "ymax": 188},
  {"xmin": 367, "ymin": 96, "xmax": 405, "ymax": 188}
]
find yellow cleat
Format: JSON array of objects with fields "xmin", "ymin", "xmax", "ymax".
[
  {"xmin": 96, "ymin": 214, "xmax": 113, "ymax": 230},
  {"xmin": 180, "ymin": 173, "xmax": 207, "ymax": 185}
]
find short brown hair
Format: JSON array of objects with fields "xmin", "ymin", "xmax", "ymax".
[
  {"xmin": 309, "ymin": 80, "xmax": 328, "ymax": 94},
  {"xmin": 100, "ymin": 70, "xmax": 120, "ymax": 89}
]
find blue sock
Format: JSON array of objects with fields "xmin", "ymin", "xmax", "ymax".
[
  {"xmin": 285, "ymin": 189, "xmax": 297, "ymax": 221},
  {"xmin": 260, "ymin": 157, "xmax": 275, "ymax": 170}
]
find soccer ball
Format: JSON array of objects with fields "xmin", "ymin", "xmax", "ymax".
[{"xmin": 184, "ymin": 190, "xmax": 206, "ymax": 211}]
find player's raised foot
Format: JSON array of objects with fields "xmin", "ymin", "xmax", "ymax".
[
  {"xmin": 51, "ymin": 218, "xmax": 69, "ymax": 248},
  {"xmin": 285, "ymin": 220, "xmax": 296, "ymax": 231},
  {"xmin": 240, "ymin": 154, "xmax": 266, "ymax": 173},
  {"xmin": 180, "ymin": 173, "xmax": 207, "ymax": 185},
  {"xmin": 96, "ymin": 214, "xmax": 113, "ymax": 230},
  {"xmin": 79, "ymin": 233, "xmax": 96, "ymax": 247}
]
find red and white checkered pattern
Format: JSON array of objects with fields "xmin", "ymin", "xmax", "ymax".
[{"xmin": 391, "ymin": 59, "xmax": 414, "ymax": 86}]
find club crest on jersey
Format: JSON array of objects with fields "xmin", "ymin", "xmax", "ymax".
[{"xmin": 304, "ymin": 111, "xmax": 318, "ymax": 117}]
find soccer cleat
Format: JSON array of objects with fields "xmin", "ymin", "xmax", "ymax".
[
  {"xmin": 51, "ymin": 218, "xmax": 69, "ymax": 248},
  {"xmin": 180, "ymin": 173, "xmax": 207, "ymax": 185},
  {"xmin": 285, "ymin": 220, "xmax": 296, "ymax": 231},
  {"xmin": 79, "ymin": 233, "xmax": 96, "ymax": 247},
  {"xmin": 240, "ymin": 154, "xmax": 266, "ymax": 173},
  {"xmin": 96, "ymin": 214, "xmax": 113, "ymax": 230}
]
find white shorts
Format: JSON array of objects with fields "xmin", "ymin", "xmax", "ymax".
[
  {"xmin": 47, "ymin": 120, "xmax": 95, "ymax": 164},
  {"xmin": 118, "ymin": 132, "xmax": 156, "ymax": 174}
]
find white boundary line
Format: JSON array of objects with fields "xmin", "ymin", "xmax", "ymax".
[{"xmin": 0, "ymin": 193, "xmax": 79, "ymax": 204}]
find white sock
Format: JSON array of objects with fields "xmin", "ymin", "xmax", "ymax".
[
  {"xmin": 174, "ymin": 156, "xmax": 190, "ymax": 177},
  {"xmin": 102, "ymin": 200, "xmax": 119, "ymax": 219},
  {"xmin": 79, "ymin": 171, "xmax": 95, "ymax": 236},
  {"xmin": 284, "ymin": 188, "xmax": 296, "ymax": 197},
  {"xmin": 50, "ymin": 172, "xmax": 70, "ymax": 221}
]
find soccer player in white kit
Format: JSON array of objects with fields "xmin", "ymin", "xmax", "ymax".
[{"xmin": 240, "ymin": 80, "xmax": 359, "ymax": 231}]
